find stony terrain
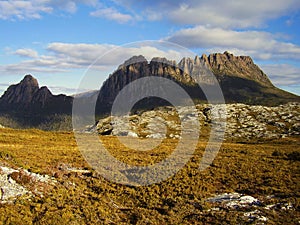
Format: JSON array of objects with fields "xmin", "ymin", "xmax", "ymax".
[
  {"xmin": 92, "ymin": 102, "xmax": 300, "ymax": 140},
  {"xmin": 205, "ymin": 192, "xmax": 295, "ymax": 223},
  {"xmin": 0, "ymin": 165, "xmax": 57, "ymax": 203}
]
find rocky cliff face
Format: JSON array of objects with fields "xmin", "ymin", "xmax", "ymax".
[
  {"xmin": 96, "ymin": 55, "xmax": 200, "ymax": 115},
  {"xmin": 96, "ymin": 53, "xmax": 299, "ymax": 115},
  {"xmin": 1, "ymin": 52, "xmax": 299, "ymax": 129},
  {"xmin": 0, "ymin": 74, "xmax": 72, "ymax": 113},
  {"xmin": 201, "ymin": 51, "xmax": 273, "ymax": 87},
  {"xmin": 0, "ymin": 74, "xmax": 73, "ymax": 128},
  {"xmin": 0, "ymin": 75, "xmax": 51, "ymax": 109},
  {"xmin": 0, "ymin": 75, "xmax": 40, "ymax": 106}
]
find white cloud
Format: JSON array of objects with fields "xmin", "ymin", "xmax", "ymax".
[
  {"xmin": 169, "ymin": 0, "xmax": 300, "ymax": 28},
  {"xmin": 90, "ymin": 7, "xmax": 133, "ymax": 23},
  {"xmin": 14, "ymin": 48, "xmax": 39, "ymax": 58},
  {"xmin": 0, "ymin": 60, "xmax": 67, "ymax": 74},
  {"xmin": 0, "ymin": 1, "xmax": 52, "ymax": 20},
  {"xmin": 46, "ymin": 42, "xmax": 186, "ymax": 67},
  {"xmin": 260, "ymin": 64, "xmax": 300, "ymax": 86},
  {"xmin": 2, "ymin": 41, "xmax": 300, "ymax": 95},
  {"xmin": 114, "ymin": 0, "xmax": 300, "ymax": 28},
  {"xmin": 0, "ymin": 0, "xmax": 98, "ymax": 20},
  {"xmin": 165, "ymin": 26, "xmax": 300, "ymax": 61},
  {"xmin": 0, "ymin": 42, "xmax": 186, "ymax": 75},
  {"xmin": 1, "ymin": 41, "xmax": 300, "ymax": 95},
  {"xmin": 47, "ymin": 42, "xmax": 116, "ymax": 66}
]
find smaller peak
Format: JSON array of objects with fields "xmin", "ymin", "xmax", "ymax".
[
  {"xmin": 21, "ymin": 74, "xmax": 39, "ymax": 87},
  {"xmin": 223, "ymin": 51, "xmax": 234, "ymax": 60},
  {"xmin": 151, "ymin": 56, "xmax": 167, "ymax": 62},
  {"xmin": 33, "ymin": 86, "xmax": 53, "ymax": 104},
  {"xmin": 224, "ymin": 51, "xmax": 232, "ymax": 55},
  {"xmin": 24, "ymin": 74, "xmax": 34, "ymax": 79},
  {"xmin": 39, "ymin": 86, "xmax": 52, "ymax": 94},
  {"xmin": 194, "ymin": 55, "xmax": 201, "ymax": 65},
  {"xmin": 150, "ymin": 57, "xmax": 176, "ymax": 66},
  {"xmin": 178, "ymin": 57, "xmax": 194, "ymax": 64},
  {"xmin": 201, "ymin": 53, "xmax": 208, "ymax": 59},
  {"xmin": 123, "ymin": 55, "xmax": 147, "ymax": 66}
]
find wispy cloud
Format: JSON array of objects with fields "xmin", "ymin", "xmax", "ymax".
[
  {"xmin": 0, "ymin": 42, "xmax": 185, "ymax": 75},
  {"xmin": 261, "ymin": 64, "xmax": 300, "ymax": 86},
  {"xmin": 90, "ymin": 7, "xmax": 133, "ymax": 23},
  {"xmin": 165, "ymin": 26, "xmax": 300, "ymax": 61},
  {"xmin": 0, "ymin": 1, "xmax": 52, "ymax": 20},
  {"xmin": 0, "ymin": 0, "xmax": 98, "ymax": 20},
  {"xmin": 114, "ymin": 0, "xmax": 300, "ymax": 28},
  {"xmin": 14, "ymin": 48, "xmax": 39, "ymax": 58},
  {"xmin": 168, "ymin": 0, "xmax": 300, "ymax": 28}
]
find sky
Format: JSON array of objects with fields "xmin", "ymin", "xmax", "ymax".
[{"xmin": 0, "ymin": 0, "xmax": 299, "ymax": 96}]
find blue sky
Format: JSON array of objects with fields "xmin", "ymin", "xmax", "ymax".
[{"xmin": 0, "ymin": 0, "xmax": 299, "ymax": 96}]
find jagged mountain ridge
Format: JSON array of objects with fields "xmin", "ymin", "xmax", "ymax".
[
  {"xmin": 0, "ymin": 75, "xmax": 72, "ymax": 113},
  {"xmin": 0, "ymin": 52, "xmax": 299, "ymax": 129},
  {"xmin": 0, "ymin": 75, "xmax": 72, "ymax": 128},
  {"xmin": 96, "ymin": 52, "xmax": 299, "ymax": 115},
  {"xmin": 1, "ymin": 75, "xmax": 40, "ymax": 106},
  {"xmin": 201, "ymin": 51, "xmax": 273, "ymax": 86}
]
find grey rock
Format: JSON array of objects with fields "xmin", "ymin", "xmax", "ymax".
[{"xmin": 93, "ymin": 102, "xmax": 300, "ymax": 140}]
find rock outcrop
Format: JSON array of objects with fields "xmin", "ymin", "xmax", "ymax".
[
  {"xmin": 0, "ymin": 165, "xmax": 56, "ymax": 203},
  {"xmin": 91, "ymin": 102, "xmax": 300, "ymax": 141},
  {"xmin": 206, "ymin": 192, "xmax": 294, "ymax": 223}
]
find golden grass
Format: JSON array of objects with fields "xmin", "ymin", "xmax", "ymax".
[{"xmin": 0, "ymin": 127, "xmax": 299, "ymax": 224}]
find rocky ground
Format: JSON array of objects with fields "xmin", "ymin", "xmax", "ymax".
[
  {"xmin": 90, "ymin": 102, "xmax": 300, "ymax": 141},
  {"xmin": 0, "ymin": 165, "xmax": 57, "ymax": 203},
  {"xmin": 1, "ymin": 163, "xmax": 296, "ymax": 224},
  {"xmin": 0, "ymin": 163, "xmax": 93, "ymax": 204},
  {"xmin": 205, "ymin": 192, "xmax": 295, "ymax": 223}
]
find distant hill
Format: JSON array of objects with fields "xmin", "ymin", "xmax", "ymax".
[
  {"xmin": 0, "ymin": 52, "xmax": 299, "ymax": 129},
  {"xmin": 0, "ymin": 75, "xmax": 72, "ymax": 129}
]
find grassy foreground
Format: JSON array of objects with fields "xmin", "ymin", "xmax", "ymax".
[{"xmin": 0, "ymin": 127, "xmax": 299, "ymax": 224}]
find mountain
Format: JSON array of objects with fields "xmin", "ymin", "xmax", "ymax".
[
  {"xmin": 201, "ymin": 51, "xmax": 272, "ymax": 86},
  {"xmin": 95, "ymin": 52, "xmax": 299, "ymax": 115},
  {"xmin": 0, "ymin": 75, "xmax": 72, "ymax": 129},
  {"xmin": 0, "ymin": 52, "xmax": 299, "ymax": 129}
]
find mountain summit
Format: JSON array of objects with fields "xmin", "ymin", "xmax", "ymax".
[
  {"xmin": 200, "ymin": 51, "xmax": 273, "ymax": 87},
  {"xmin": 95, "ymin": 52, "xmax": 299, "ymax": 115},
  {"xmin": 0, "ymin": 75, "xmax": 50, "ymax": 108},
  {"xmin": 0, "ymin": 74, "xmax": 72, "ymax": 128},
  {"xmin": 0, "ymin": 52, "xmax": 299, "ymax": 129},
  {"xmin": 0, "ymin": 74, "xmax": 72, "ymax": 112}
]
